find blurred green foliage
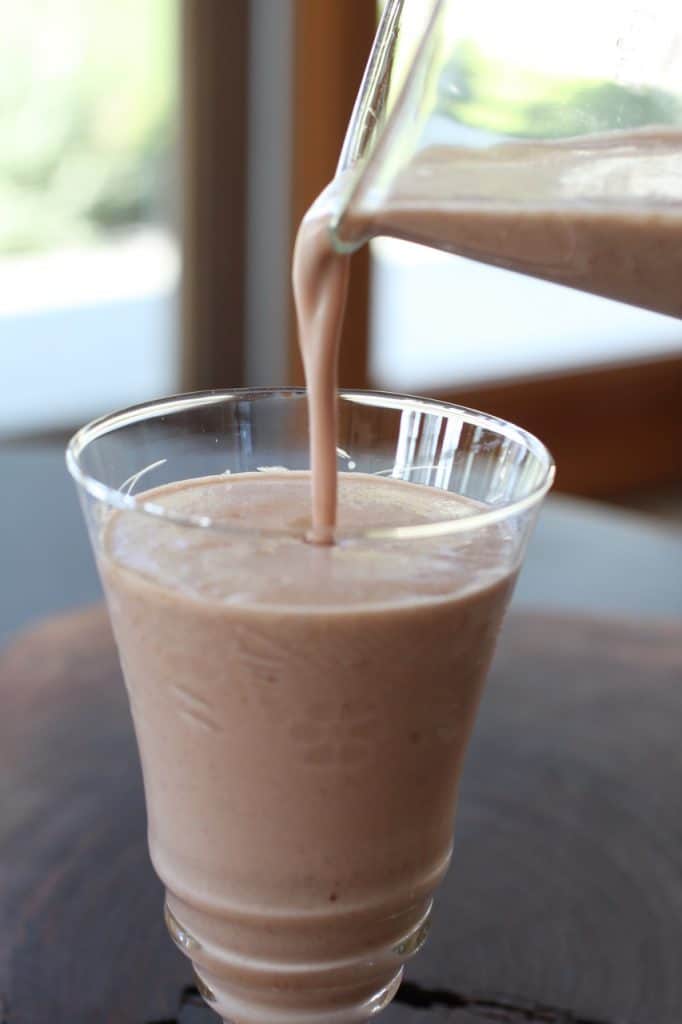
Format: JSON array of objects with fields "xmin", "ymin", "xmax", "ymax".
[
  {"xmin": 440, "ymin": 41, "xmax": 682, "ymax": 139},
  {"xmin": 0, "ymin": 0, "xmax": 177, "ymax": 254}
]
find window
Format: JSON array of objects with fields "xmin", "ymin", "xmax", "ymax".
[{"xmin": 0, "ymin": 0, "xmax": 180, "ymax": 436}]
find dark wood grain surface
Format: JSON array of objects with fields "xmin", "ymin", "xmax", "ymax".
[{"xmin": 1, "ymin": 606, "xmax": 681, "ymax": 1024}]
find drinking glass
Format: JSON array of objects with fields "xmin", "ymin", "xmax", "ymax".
[
  {"xmin": 330, "ymin": 0, "xmax": 682, "ymax": 315},
  {"xmin": 67, "ymin": 388, "xmax": 553, "ymax": 1024}
]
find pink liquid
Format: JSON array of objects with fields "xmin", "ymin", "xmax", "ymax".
[
  {"xmin": 293, "ymin": 188, "xmax": 350, "ymax": 544},
  {"xmin": 101, "ymin": 471, "xmax": 518, "ymax": 1023}
]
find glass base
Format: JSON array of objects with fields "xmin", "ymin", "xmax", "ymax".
[
  {"xmin": 206, "ymin": 967, "xmax": 404, "ymax": 1024},
  {"xmin": 165, "ymin": 896, "xmax": 431, "ymax": 1024}
]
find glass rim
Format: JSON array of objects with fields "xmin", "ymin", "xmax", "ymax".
[{"xmin": 66, "ymin": 386, "xmax": 555, "ymax": 541}]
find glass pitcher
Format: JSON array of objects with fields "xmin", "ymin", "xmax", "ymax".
[{"xmin": 330, "ymin": 0, "xmax": 682, "ymax": 318}]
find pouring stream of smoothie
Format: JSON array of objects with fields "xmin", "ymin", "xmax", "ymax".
[
  {"xmin": 294, "ymin": 130, "xmax": 682, "ymax": 543},
  {"xmin": 293, "ymin": 194, "xmax": 350, "ymax": 545}
]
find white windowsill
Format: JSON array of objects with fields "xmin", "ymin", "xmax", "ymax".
[{"xmin": 0, "ymin": 230, "xmax": 181, "ymax": 436}]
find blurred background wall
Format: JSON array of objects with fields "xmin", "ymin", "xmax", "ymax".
[{"xmin": 1, "ymin": 0, "xmax": 680, "ymax": 511}]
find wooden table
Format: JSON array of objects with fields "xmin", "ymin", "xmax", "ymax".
[{"xmin": 2, "ymin": 602, "xmax": 681, "ymax": 1024}]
